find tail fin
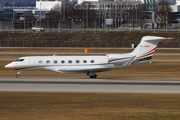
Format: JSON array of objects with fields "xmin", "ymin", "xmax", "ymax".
[{"xmin": 132, "ymin": 36, "xmax": 171, "ymax": 61}]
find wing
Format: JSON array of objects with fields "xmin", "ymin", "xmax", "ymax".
[{"xmin": 58, "ymin": 65, "xmax": 113, "ymax": 74}]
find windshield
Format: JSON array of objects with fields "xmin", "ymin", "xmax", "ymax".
[{"xmin": 15, "ymin": 59, "xmax": 25, "ymax": 62}]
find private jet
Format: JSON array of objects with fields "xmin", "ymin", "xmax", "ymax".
[{"xmin": 5, "ymin": 36, "xmax": 170, "ymax": 78}]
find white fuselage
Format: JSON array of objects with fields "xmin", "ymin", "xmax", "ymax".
[{"xmin": 5, "ymin": 54, "xmax": 135, "ymax": 74}]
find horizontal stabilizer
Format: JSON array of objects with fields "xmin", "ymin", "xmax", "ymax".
[{"xmin": 142, "ymin": 36, "xmax": 172, "ymax": 42}]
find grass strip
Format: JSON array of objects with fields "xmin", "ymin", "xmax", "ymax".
[{"xmin": 0, "ymin": 92, "xmax": 180, "ymax": 120}]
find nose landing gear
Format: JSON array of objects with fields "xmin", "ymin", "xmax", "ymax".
[{"xmin": 16, "ymin": 71, "xmax": 21, "ymax": 78}]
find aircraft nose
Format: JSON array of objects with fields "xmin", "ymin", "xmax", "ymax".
[
  {"xmin": 5, "ymin": 64, "xmax": 10, "ymax": 68},
  {"xmin": 5, "ymin": 63, "xmax": 14, "ymax": 69}
]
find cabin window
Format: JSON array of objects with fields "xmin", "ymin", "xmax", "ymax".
[
  {"xmin": 76, "ymin": 60, "xmax": 80, "ymax": 63},
  {"xmin": 54, "ymin": 60, "xmax": 58, "ymax": 64},
  {"xmin": 83, "ymin": 60, "xmax": 87, "ymax": 63},
  {"xmin": 46, "ymin": 60, "xmax": 50, "ymax": 64},
  {"xmin": 39, "ymin": 60, "xmax": 43, "ymax": 64},
  {"xmin": 90, "ymin": 60, "xmax": 94, "ymax": 63},
  {"xmin": 68, "ymin": 60, "xmax": 72, "ymax": 63},
  {"xmin": 61, "ymin": 60, "xmax": 65, "ymax": 64}
]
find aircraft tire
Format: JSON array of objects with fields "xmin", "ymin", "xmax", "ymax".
[
  {"xmin": 90, "ymin": 74, "xmax": 97, "ymax": 78},
  {"xmin": 16, "ymin": 74, "xmax": 20, "ymax": 78}
]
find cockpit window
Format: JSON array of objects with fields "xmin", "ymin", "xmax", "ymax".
[
  {"xmin": 19, "ymin": 59, "xmax": 24, "ymax": 61},
  {"xmin": 15, "ymin": 59, "xmax": 24, "ymax": 62}
]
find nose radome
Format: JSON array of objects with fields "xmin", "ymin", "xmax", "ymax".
[
  {"xmin": 5, "ymin": 64, "xmax": 10, "ymax": 68},
  {"xmin": 5, "ymin": 64, "xmax": 8, "ymax": 68},
  {"xmin": 5, "ymin": 63, "xmax": 13, "ymax": 68}
]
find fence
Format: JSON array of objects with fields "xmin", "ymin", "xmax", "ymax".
[
  {"xmin": 1, "ymin": 21, "xmax": 180, "ymax": 32},
  {"xmin": 0, "ymin": 40, "xmax": 180, "ymax": 48}
]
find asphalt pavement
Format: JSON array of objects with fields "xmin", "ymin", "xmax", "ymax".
[{"xmin": 0, "ymin": 77, "xmax": 180, "ymax": 93}]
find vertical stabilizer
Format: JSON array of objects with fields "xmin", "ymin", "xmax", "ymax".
[{"xmin": 132, "ymin": 36, "xmax": 170, "ymax": 61}]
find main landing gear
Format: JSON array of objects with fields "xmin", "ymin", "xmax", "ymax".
[
  {"xmin": 90, "ymin": 74, "xmax": 97, "ymax": 78},
  {"xmin": 87, "ymin": 72, "xmax": 97, "ymax": 78},
  {"xmin": 16, "ymin": 71, "xmax": 21, "ymax": 78}
]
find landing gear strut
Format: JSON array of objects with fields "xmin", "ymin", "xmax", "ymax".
[{"xmin": 16, "ymin": 71, "xmax": 21, "ymax": 78}]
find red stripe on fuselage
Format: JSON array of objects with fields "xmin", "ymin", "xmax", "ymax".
[{"xmin": 141, "ymin": 47, "xmax": 156, "ymax": 56}]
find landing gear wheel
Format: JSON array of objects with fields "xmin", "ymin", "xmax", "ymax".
[
  {"xmin": 16, "ymin": 74, "xmax": 20, "ymax": 78},
  {"xmin": 16, "ymin": 71, "xmax": 21, "ymax": 78},
  {"xmin": 90, "ymin": 74, "xmax": 97, "ymax": 78}
]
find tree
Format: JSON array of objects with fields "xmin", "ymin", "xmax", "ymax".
[
  {"xmin": 46, "ymin": 2, "xmax": 76, "ymax": 28},
  {"xmin": 127, "ymin": 7, "xmax": 137, "ymax": 28},
  {"xmin": 45, "ymin": 4, "xmax": 61, "ymax": 28},
  {"xmin": 23, "ymin": 11, "xmax": 36, "ymax": 28},
  {"xmin": 137, "ymin": 4, "xmax": 148, "ymax": 29},
  {"xmin": 126, "ymin": 4, "xmax": 148, "ymax": 29},
  {"xmin": 154, "ymin": 0, "xmax": 175, "ymax": 29},
  {"xmin": 76, "ymin": 2, "xmax": 97, "ymax": 28}
]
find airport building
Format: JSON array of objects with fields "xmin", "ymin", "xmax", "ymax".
[
  {"xmin": 0, "ymin": 0, "xmax": 62, "ymax": 20},
  {"xmin": 1, "ymin": 7, "xmax": 49, "ymax": 20},
  {"xmin": 79, "ymin": 1, "xmax": 143, "ymax": 10},
  {"xmin": 36, "ymin": 0, "xmax": 62, "ymax": 11},
  {"xmin": 0, "ymin": 0, "xmax": 4, "ymax": 11},
  {"xmin": 0, "ymin": 0, "xmax": 180, "ymax": 30},
  {"xmin": 78, "ymin": 0, "xmax": 178, "ymax": 11},
  {"xmin": 0, "ymin": 0, "xmax": 179, "ymax": 21}
]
